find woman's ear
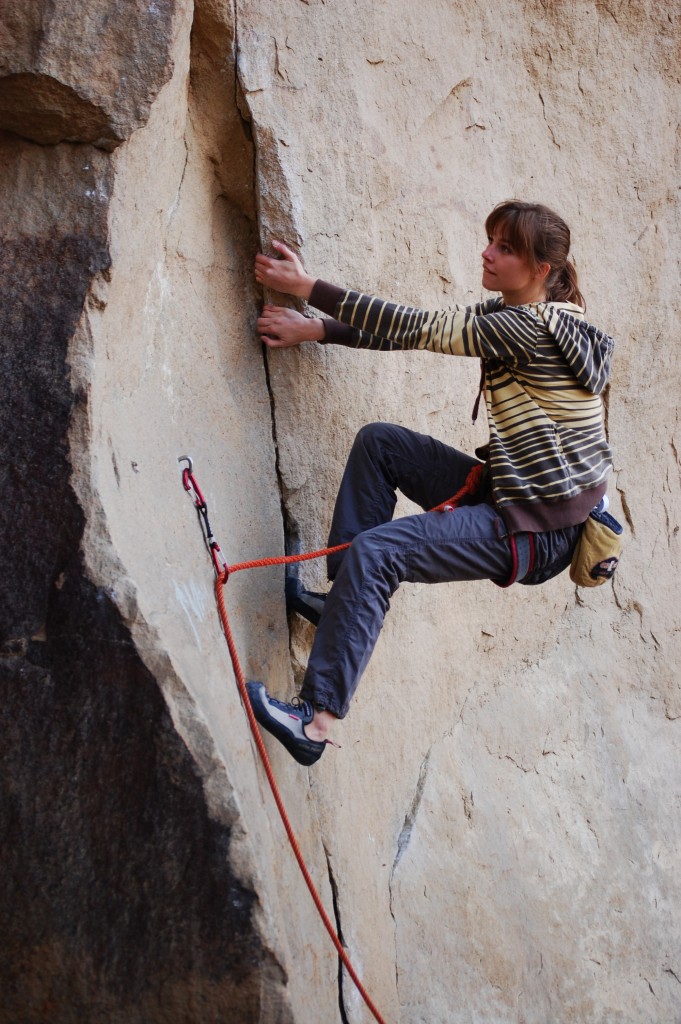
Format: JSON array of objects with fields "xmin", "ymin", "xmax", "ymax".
[{"xmin": 535, "ymin": 261, "xmax": 551, "ymax": 282}]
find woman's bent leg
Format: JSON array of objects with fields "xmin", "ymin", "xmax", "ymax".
[
  {"xmin": 327, "ymin": 422, "xmax": 481, "ymax": 579},
  {"xmin": 302, "ymin": 503, "xmax": 512, "ymax": 718}
]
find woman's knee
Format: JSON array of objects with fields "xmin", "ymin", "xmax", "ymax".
[
  {"xmin": 352, "ymin": 422, "xmax": 409, "ymax": 472},
  {"xmin": 354, "ymin": 421, "xmax": 400, "ymax": 451}
]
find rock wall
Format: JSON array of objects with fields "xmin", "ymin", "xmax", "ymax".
[{"xmin": 1, "ymin": 1, "xmax": 679, "ymax": 1022}]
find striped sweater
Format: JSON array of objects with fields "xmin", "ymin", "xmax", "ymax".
[{"xmin": 310, "ymin": 280, "xmax": 614, "ymax": 534}]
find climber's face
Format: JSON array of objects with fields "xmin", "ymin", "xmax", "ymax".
[{"xmin": 482, "ymin": 230, "xmax": 549, "ymax": 305}]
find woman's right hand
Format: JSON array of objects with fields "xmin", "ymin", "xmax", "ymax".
[
  {"xmin": 257, "ymin": 305, "xmax": 325, "ymax": 347},
  {"xmin": 254, "ymin": 241, "xmax": 316, "ymax": 299}
]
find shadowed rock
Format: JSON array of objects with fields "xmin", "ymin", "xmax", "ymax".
[{"xmin": 0, "ymin": 0, "xmax": 177, "ymax": 150}]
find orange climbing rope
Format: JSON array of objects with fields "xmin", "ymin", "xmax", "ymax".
[
  {"xmin": 179, "ymin": 455, "xmax": 483, "ymax": 1024},
  {"xmin": 215, "ymin": 565, "xmax": 386, "ymax": 1024},
  {"xmin": 431, "ymin": 461, "xmax": 485, "ymax": 513},
  {"xmin": 179, "ymin": 457, "xmax": 385, "ymax": 1023}
]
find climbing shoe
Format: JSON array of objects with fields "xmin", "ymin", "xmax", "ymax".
[
  {"xmin": 285, "ymin": 575, "xmax": 327, "ymax": 626},
  {"xmin": 246, "ymin": 681, "xmax": 327, "ymax": 766}
]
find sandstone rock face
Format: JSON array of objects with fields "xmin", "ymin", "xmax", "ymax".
[
  {"xmin": 0, "ymin": 0, "xmax": 177, "ymax": 149},
  {"xmin": 1, "ymin": 1, "xmax": 680, "ymax": 1022}
]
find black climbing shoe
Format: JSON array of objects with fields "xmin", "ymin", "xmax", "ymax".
[
  {"xmin": 285, "ymin": 576, "xmax": 327, "ymax": 626},
  {"xmin": 246, "ymin": 682, "xmax": 327, "ymax": 766}
]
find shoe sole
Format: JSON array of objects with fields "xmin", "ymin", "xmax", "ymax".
[{"xmin": 246, "ymin": 682, "xmax": 326, "ymax": 766}]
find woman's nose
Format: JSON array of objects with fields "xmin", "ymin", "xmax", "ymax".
[{"xmin": 482, "ymin": 244, "xmax": 493, "ymax": 261}]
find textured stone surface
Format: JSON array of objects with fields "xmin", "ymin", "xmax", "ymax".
[
  {"xmin": 0, "ymin": 575, "xmax": 274, "ymax": 1023},
  {"xmin": 1, "ymin": 0, "xmax": 680, "ymax": 1022},
  {"xmin": 0, "ymin": 0, "xmax": 178, "ymax": 148},
  {"xmin": 0, "ymin": 1, "xmax": 305, "ymax": 1021},
  {"xmin": 237, "ymin": 1, "xmax": 681, "ymax": 1021}
]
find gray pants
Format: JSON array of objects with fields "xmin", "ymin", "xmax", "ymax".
[{"xmin": 299, "ymin": 423, "xmax": 516, "ymax": 719}]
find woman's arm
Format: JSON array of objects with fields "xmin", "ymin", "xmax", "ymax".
[
  {"xmin": 254, "ymin": 242, "xmax": 540, "ymax": 362},
  {"xmin": 307, "ymin": 273, "xmax": 540, "ymax": 364},
  {"xmin": 329, "ymin": 288, "xmax": 540, "ymax": 363},
  {"xmin": 254, "ymin": 244, "xmax": 448, "ymax": 353},
  {"xmin": 255, "ymin": 305, "xmax": 402, "ymax": 350}
]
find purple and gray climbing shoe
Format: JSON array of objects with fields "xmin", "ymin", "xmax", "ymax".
[{"xmin": 246, "ymin": 681, "xmax": 327, "ymax": 766}]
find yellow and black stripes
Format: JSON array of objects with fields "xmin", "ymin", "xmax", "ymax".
[
  {"xmin": 309, "ymin": 280, "xmax": 614, "ymax": 532},
  {"xmin": 336, "ymin": 291, "xmax": 541, "ymax": 364}
]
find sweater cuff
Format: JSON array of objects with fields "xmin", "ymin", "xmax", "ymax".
[
  {"xmin": 309, "ymin": 279, "xmax": 345, "ymax": 317},
  {"xmin": 318, "ymin": 317, "xmax": 356, "ymax": 346}
]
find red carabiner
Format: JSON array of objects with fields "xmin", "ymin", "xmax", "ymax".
[
  {"xmin": 179, "ymin": 456, "xmax": 207, "ymax": 509},
  {"xmin": 180, "ymin": 456, "xmax": 229, "ymax": 579}
]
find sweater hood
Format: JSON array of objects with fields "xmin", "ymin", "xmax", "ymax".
[{"xmin": 535, "ymin": 302, "xmax": 615, "ymax": 395}]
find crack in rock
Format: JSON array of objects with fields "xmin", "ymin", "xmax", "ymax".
[
  {"xmin": 392, "ymin": 750, "xmax": 432, "ymax": 876},
  {"xmin": 323, "ymin": 845, "xmax": 350, "ymax": 1024},
  {"xmin": 537, "ymin": 90, "xmax": 561, "ymax": 149},
  {"xmin": 388, "ymin": 750, "xmax": 432, "ymax": 1008}
]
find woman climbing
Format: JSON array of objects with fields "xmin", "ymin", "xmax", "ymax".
[{"xmin": 246, "ymin": 200, "xmax": 615, "ymax": 766}]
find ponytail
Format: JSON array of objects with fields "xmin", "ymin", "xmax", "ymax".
[{"xmin": 546, "ymin": 259, "xmax": 584, "ymax": 306}]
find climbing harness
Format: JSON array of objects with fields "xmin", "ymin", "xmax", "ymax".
[
  {"xmin": 178, "ymin": 455, "xmax": 487, "ymax": 1023},
  {"xmin": 179, "ymin": 457, "xmax": 384, "ymax": 1024}
]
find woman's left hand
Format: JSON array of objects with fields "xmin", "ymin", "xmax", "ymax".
[
  {"xmin": 254, "ymin": 241, "xmax": 316, "ymax": 299},
  {"xmin": 257, "ymin": 305, "xmax": 325, "ymax": 348}
]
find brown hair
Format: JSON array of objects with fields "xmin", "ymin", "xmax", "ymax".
[{"xmin": 485, "ymin": 200, "xmax": 584, "ymax": 306}]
